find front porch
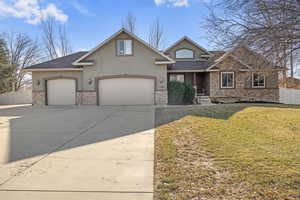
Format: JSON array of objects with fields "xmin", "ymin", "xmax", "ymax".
[
  {"xmin": 168, "ymin": 72, "xmax": 210, "ymax": 96},
  {"xmin": 168, "ymin": 72, "xmax": 211, "ymax": 104}
]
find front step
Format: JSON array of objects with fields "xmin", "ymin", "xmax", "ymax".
[{"xmin": 195, "ymin": 96, "xmax": 212, "ymax": 105}]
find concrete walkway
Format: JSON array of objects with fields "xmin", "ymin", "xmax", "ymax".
[{"xmin": 0, "ymin": 105, "xmax": 154, "ymax": 199}]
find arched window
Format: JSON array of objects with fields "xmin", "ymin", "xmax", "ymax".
[{"xmin": 175, "ymin": 49, "xmax": 194, "ymax": 59}]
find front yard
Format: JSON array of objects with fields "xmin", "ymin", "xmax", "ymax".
[{"xmin": 155, "ymin": 104, "xmax": 300, "ymax": 200}]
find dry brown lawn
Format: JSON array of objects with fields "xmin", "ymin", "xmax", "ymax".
[{"xmin": 155, "ymin": 104, "xmax": 300, "ymax": 200}]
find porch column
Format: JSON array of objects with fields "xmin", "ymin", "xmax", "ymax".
[{"xmin": 193, "ymin": 72, "xmax": 197, "ymax": 96}]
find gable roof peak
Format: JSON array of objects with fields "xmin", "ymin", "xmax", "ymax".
[
  {"xmin": 165, "ymin": 36, "xmax": 213, "ymax": 56},
  {"xmin": 73, "ymin": 28, "xmax": 174, "ymax": 65}
]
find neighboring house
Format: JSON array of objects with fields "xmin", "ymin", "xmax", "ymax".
[{"xmin": 24, "ymin": 28, "xmax": 285, "ymax": 106}]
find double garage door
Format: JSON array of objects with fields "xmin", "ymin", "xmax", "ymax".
[{"xmin": 47, "ymin": 78, "xmax": 154, "ymax": 105}]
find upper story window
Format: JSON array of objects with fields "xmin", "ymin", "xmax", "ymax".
[
  {"xmin": 175, "ymin": 49, "xmax": 194, "ymax": 59},
  {"xmin": 252, "ymin": 72, "xmax": 265, "ymax": 88},
  {"xmin": 116, "ymin": 39, "xmax": 133, "ymax": 56},
  {"xmin": 221, "ymin": 72, "xmax": 234, "ymax": 88}
]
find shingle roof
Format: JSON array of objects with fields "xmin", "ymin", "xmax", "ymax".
[
  {"xmin": 25, "ymin": 51, "xmax": 88, "ymax": 69},
  {"xmin": 167, "ymin": 61, "xmax": 213, "ymax": 71}
]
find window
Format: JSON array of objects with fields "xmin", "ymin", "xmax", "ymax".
[
  {"xmin": 175, "ymin": 49, "xmax": 194, "ymax": 59},
  {"xmin": 221, "ymin": 72, "xmax": 234, "ymax": 88},
  {"xmin": 170, "ymin": 74, "xmax": 185, "ymax": 83},
  {"xmin": 252, "ymin": 73, "xmax": 265, "ymax": 88},
  {"xmin": 117, "ymin": 39, "xmax": 132, "ymax": 56}
]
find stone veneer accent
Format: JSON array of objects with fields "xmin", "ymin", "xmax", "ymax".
[
  {"xmin": 209, "ymin": 58, "xmax": 280, "ymax": 103},
  {"xmin": 77, "ymin": 92, "xmax": 97, "ymax": 105},
  {"xmin": 32, "ymin": 91, "xmax": 45, "ymax": 105},
  {"xmin": 155, "ymin": 90, "xmax": 168, "ymax": 105},
  {"xmin": 32, "ymin": 90, "xmax": 167, "ymax": 105}
]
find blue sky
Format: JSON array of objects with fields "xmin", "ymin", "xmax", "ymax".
[{"xmin": 0, "ymin": 0, "xmax": 214, "ymax": 52}]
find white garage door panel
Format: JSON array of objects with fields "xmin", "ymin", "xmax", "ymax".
[
  {"xmin": 99, "ymin": 78, "xmax": 154, "ymax": 105},
  {"xmin": 47, "ymin": 79, "xmax": 76, "ymax": 105}
]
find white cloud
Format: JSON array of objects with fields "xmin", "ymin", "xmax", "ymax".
[
  {"xmin": 70, "ymin": 0, "xmax": 94, "ymax": 17},
  {"xmin": 0, "ymin": 0, "xmax": 68, "ymax": 24},
  {"xmin": 154, "ymin": 0, "xmax": 190, "ymax": 7}
]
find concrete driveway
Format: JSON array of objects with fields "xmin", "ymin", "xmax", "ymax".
[{"xmin": 0, "ymin": 105, "xmax": 154, "ymax": 200}]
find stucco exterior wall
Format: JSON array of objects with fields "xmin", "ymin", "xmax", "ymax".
[
  {"xmin": 32, "ymin": 71, "xmax": 83, "ymax": 92},
  {"xmin": 165, "ymin": 40, "xmax": 208, "ymax": 60},
  {"xmin": 81, "ymin": 33, "xmax": 168, "ymax": 92},
  {"xmin": 31, "ymin": 32, "xmax": 168, "ymax": 105},
  {"xmin": 210, "ymin": 58, "xmax": 279, "ymax": 102}
]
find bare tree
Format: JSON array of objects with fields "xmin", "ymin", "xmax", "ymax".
[
  {"xmin": 204, "ymin": 0, "xmax": 300, "ymax": 76},
  {"xmin": 58, "ymin": 25, "xmax": 72, "ymax": 57},
  {"xmin": 41, "ymin": 18, "xmax": 58, "ymax": 59},
  {"xmin": 148, "ymin": 18, "xmax": 165, "ymax": 50},
  {"xmin": 40, "ymin": 18, "xmax": 73, "ymax": 59},
  {"xmin": 1, "ymin": 31, "xmax": 41, "ymax": 91},
  {"xmin": 122, "ymin": 12, "xmax": 137, "ymax": 33}
]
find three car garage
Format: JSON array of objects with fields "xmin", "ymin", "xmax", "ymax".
[
  {"xmin": 27, "ymin": 29, "xmax": 171, "ymax": 106},
  {"xmin": 46, "ymin": 77, "xmax": 155, "ymax": 106}
]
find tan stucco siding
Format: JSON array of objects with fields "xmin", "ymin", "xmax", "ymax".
[
  {"xmin": 82, "ymin": 33, "xmax": 167, "ymax": 91},
  {"xmin": 32, "ymin": 71, "xmax": 83, "ymax": 92},
  {"xmin": 165, "ymin": 40, "xmax": 208, "ymax": 60}
]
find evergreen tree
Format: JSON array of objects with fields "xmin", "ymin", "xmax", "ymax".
[
  {"xmin": 0, "ymin": 38, "xmax": 15, "ymax": 93},
  {"xmin": 0, "ymin": 39, "xmax": 7, "ymax": 64}
]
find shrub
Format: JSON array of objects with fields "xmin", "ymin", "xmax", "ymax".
[
  {"xmin": 168, "ymin": 81, "xmax": 185, "ymax": 105},
  {"xmin": 168, "ymin": 81, "xmax": 196, "ymax": 105},
  {"xmin": 183, "ymin": 83, "xmax": 196, "ymax": 104}
]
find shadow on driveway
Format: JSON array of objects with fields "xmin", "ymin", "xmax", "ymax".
[{"xmin": 0, "ymin": 105, "xmax": 155, "ymax": 163}]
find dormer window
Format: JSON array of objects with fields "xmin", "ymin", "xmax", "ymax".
[
  {"xmin": 175, "ymin": 49, "xmax": 194, "ymax": 59},
  {"xmin": 116, "ymin": 39, "xmax": 133, "ymax": 56}
]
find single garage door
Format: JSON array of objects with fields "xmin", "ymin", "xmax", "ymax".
[
  {"xmin": 98, "ymin": 78, "xmax": 155, "ymax": 105},
  {"xmin": 47, "ymin": 79, "xmax": 76, "ymax": 105}
]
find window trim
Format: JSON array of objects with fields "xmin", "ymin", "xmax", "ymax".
[
  {"xmin": 220, "ymin": 72, "xmax": 235, "ymax": 89},
  {"xmin": 169, "ymin": 73, "xmax": 185, "ymax": 83},
  {"xmin": 116, "ymin": 39, "xmax": 133, "ymax": 56},
  {"xmin": 175, "ymin": 48, "xmax": 195, "ymax": 59},
  {"xmin": 252, "ymin": 72, "xmax": 266, "ymax": 88}
]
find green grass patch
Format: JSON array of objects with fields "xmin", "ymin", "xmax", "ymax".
[{"xmin": 155, "ymin": 104, "xmax": 300, "ymax": 200}]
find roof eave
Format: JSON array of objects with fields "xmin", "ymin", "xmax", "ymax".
[
  {"xmin": 72, "ymin": 62, "xmax": 95, "ymax": 66},
  {"xmin": 165, "ymin": 36, "xmax": 213, "ymax": 56},
  {"xmin": 207, "ymin": 53, "xmax": 253, "ymax": 71},
  {"xmin": 207, "ymin": 69, "xmax": 220, "ymax": 72},
  {"xmin": 155, "ymin": 61, "xmax": 176, "ymax": 65},
  {"xmin": 23, "ymin": 68, "xmax": 83, "ymax": 72},
  {"xmin": 168, "ymin": 69, "xmax": 208, "ymax": 72},
  {"xmin": 73, "ymin": 28, "xmax": 174, "ymax": 65}
]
